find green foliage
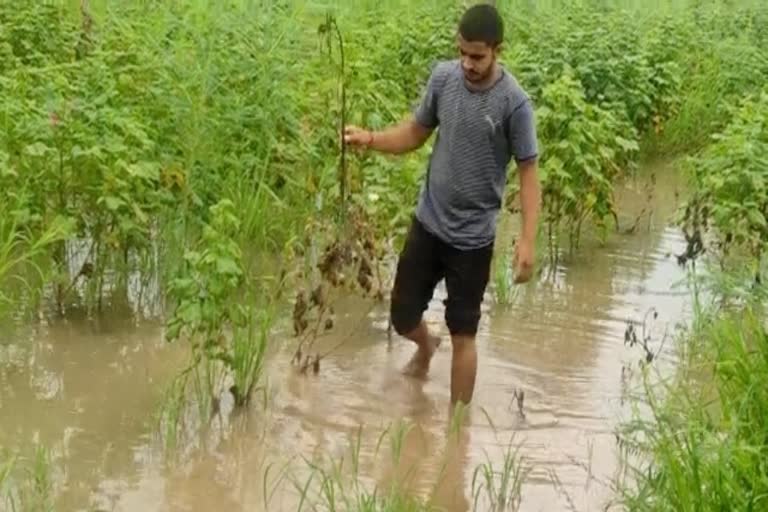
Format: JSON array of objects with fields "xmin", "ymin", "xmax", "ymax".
[
  {"xmin": 653, "ymin": 5, "xmax": 768, "ymax": 152},
  {"xmin": 507, "ymin": 5, "xmax": 684, "ymax": 133},
  {"xmin": 0, "ymin": 454, "xmax": 14, "ymax": 503},
  {"xmin": 230, "ymin": 304, "xmax": 272, "ymax": 408},
  {"xmin": 166, "ymin": 199, "xmax": 245, "ymax": 351},
  {"xmin": 1, "ymin": 1, "xmax": 767, "ymax": 510},
  {"xmin": 2, "ymin": 445, "xmax": 54, "ymax": 512},
  {"xmin": 298, "ymin": 462, "xmax": 437, "ymax": 512},
  {"xmin": 0, "ymin": 3, "xmax": 78, "ymax": 71},
  {"xmin": 0, "ymin": 24, "xmax": 183, "ymax": 311},
  {"xmin": 2, "ymin": 0, "xmax": 766, "ymax": 312},
  {"xmin": 678, "ymin": 90, "xmax": 768, "ymax": 277},
  {"xmin": 536, "ymin": 72, "xmax": 639, "ymax": 253},
  {"xmin": 165, "ymin": 199, "xmax": 269, "ymax": 408},
  {"xmin": 471, "ymin": 439, "xmax": 529, "ymax": 512},
  {"xmin": 618, "ymin": 302, "xmax": 768, "ymax": 512},
  {"xmin": 0, "ymin": 211, "xmax": 73, "ymax": 315},
  {"xmin": 295, "ymin": 421, "xmax": 436, "ymax": 512}
]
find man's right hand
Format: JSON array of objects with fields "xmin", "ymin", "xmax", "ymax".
[
  {"xmin": 344, "ymin": 125, "xmax": 374, "ymax": 147},
  {"xmin": 343, "ymin": 118, "xmax": 432, "ymax": 155}
]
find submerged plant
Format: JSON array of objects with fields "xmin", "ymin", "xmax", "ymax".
[
  {"xmin": 229, "ymin": 303, "xmax": 273, "ymax": 408},
  {"xmin": 471, "ymin": 435, "xmax": 530, "ymax": 512},
  {"xmin": 293, "ymin": 421, "xmax": 437, "ymax": 512},
  {"xmin": 624, "ymin": 307, "xmax": 668, "ymax": 365},
  {"xmin": 0, "ymin": 209, "xmax": 73, "ymax": 316},
  {"xmin": 165, "ymin": 199, "xmax": 273, "ymax": 410},
  {"xmin": 290, "ymin": 205, "xmax": 388, "ymax": 374},
  {"xmin": 1, "ymin": 454, "xmax": 15, "ymax": 507},
  {"xmin": 2, "ymin": 445, "xmax": 54, "ymax": 512}
]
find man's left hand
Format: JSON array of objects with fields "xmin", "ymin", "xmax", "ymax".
[{"xmin": 513, "ymin": 238, "xmax": 536, "ymax": 284}]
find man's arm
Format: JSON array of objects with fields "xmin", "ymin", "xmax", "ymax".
[
  {"xmin": 345, "ymin": 63, "xmax": 444, "ymax": 155},
  {"xmin": 344, "ymin": 117, "xmax": 433, "ymax": 155},
  {"xmin": 517, "ymin": 157, "xmax": 541, "ymax": 246},
  {"xmin": 507, "ymin": 97, "xmax": 541, "ymax": 283},
  {"xmin": 507, "ymin": 98, "xmax": 540, "ymax": 245}
]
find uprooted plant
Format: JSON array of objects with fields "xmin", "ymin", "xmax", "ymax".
[
  {"xmin": 318, "ymin": 12, "xmax": 348, "ymax": 217},
  {"xmin": 290, "ymin": 204, "xmax": 388, "ymax": 374},
  {"xmin": 288, "ymin": 15, "xmax": 393, "ymax": 375}
]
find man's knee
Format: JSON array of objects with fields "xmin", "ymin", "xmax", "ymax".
[
  {"xmin": 445, "ymin": 302, "xmax": 481, "ymax": 337},
  {"xmin": 390, "ymin": 300, "xmax": 422, "ymax": 337}
]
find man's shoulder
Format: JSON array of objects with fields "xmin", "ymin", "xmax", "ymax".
[
  {"xmin": 431, "ymin": 59, "xmax": 461, "ymax": 75},
  {"xmin": 498, "ymin": 67, "xmax": 532, "ymax": 111},
  {"xmin": 427, "ymin": 59, "xmax": 462, "ymax": 86}
]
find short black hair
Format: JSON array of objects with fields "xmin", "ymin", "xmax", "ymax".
[{"xmin": 458, "ymin": 4, "xmax": 504, "ymax": 47}]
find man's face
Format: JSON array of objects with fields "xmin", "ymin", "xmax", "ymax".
[{"xmin": 457, "ymin": 36, "xmax": 498, "ymax": 84}]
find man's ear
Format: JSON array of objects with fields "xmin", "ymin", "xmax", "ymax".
[{"xmin": 493, "ymin": 43, "xmax": 503, "ymax": 57}]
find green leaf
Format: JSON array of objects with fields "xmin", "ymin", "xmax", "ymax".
[
  {"xmin": 0, "ymin": 164, "xmax": 17, "ymax": 178},
  {"xmin": 25, "ymin": 142, "xmax": 50, "ymax": 157},
  {"xmin": 180, "ymin": 302, "xmax": 202, "ymax": 326},
  {"xmin": 102, "ymin": 196, "xmax": 123, "ymax": 211},
  {"xmin": 746, "ymin": 209, "xmax": 767, "ymax": 229},
  {"xmin": 615, "ymin": 137, "xmax": 639, "ymax": 152},
  {"xmin": 165, "ymin": 315, "xmax": 186, "ymax": 342},
  {"xmin": 216, "ymin": 257, "xmax": 242, "ymax": 276},
  {"xmin": 128, "ymin": 162, "xmax": 159, "ymax": 180},
  {"xmin": 132, "ymin": 202, "xmax": 149, "ymax": 224}
]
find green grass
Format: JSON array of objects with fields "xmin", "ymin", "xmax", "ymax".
[
  {"xmin": 0, "ymin": 454, "xmax": 15, "ymax": 504},
  {"xmin": 293, "ymin": 420, "xmax": 431, "ymax": 511},
  {"xmin": 0, "ymin": 208, "xmax": 72, "ymax": 320},
  {"xmin": 290, "ymin": 405, "xmax": 531, "ymax": 512},
  {"xmin": 2, "ymin": 445, "xmax": 54, "ymax": 512},
  {"xmin": 230, "ymin": 300, "xmax": 273, "ymax": 408},
  {"xmin": 618, "ymin": 284, "xmax": 768, "ymax": 511},
  {"xmin": 470, "ymin": 438, "xmax": 529, "ymax": 512},
  {"xmin": 491, "ymin": 233, "xmax": 548, "ymax": 307}
]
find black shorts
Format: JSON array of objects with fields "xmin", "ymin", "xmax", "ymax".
[{"xmin": 390, "ymin": 217, "xmax": 494, "ymax": 337}]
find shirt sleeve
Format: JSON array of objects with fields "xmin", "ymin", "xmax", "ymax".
[
  {"xmin": 506, "ymin": 98, "xmax": 538, "ymax": 163},
  {"xmin": 413, "ymin": 65, "xmax": 443, "ymax": 129}
]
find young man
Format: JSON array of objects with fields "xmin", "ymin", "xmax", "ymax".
[{"xmin": 344, "ymin": 4, "xmax": 541, "ymax": 405}]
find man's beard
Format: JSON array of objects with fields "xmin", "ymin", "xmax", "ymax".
[{"xmin": 464, "ymin": 67, "xmax": 491, "ymax": 84}]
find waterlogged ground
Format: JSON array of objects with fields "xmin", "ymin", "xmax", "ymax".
[{"xmin": 0, "ymin": 162, "xmax": 693, "ymax": 511}]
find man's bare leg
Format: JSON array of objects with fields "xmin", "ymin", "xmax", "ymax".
[
  {"xmin": 401, "ymin": 319, "xmax": 441, "ymax": 379},
  {"xmin": 450, "ymin": 335, "xmax": 477, "ymax": 405}
]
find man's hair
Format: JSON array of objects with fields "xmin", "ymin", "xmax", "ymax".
[{"xmin": 459, "ymin": 4, "xmax": 504, "ymax": 47}]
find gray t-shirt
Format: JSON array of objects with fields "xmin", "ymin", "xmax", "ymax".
[{"xmin": 413, "ymin": 59, "xmax": 538, "ymax": 250}]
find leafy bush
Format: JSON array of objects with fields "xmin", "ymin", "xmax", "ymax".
[
  {"xmin": 535, "ymin": 72, "xmax": 639, "ymax": 254},
  {"xmin": 165, "ymin": 199, "xmax": 263, "ymax": 409},
  {"xmin": 0, "ymin": 0, "xmax": 766, "ymax": 312},
  {"xmin": 678, "ymin": 90, "xmax": 768, "ymax": 278},
  {"xmin": 0, "ymin": 3, "xmax": 78, "ymax": 71}
]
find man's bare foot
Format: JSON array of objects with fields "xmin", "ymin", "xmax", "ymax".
[{"xmin": 403, "ymin": 334, "xmax": 441, "ymax": 379}]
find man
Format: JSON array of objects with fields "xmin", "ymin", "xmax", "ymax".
[{"xmin": 344, "ymin": 4, "xmax": 541, "ymax": 405}]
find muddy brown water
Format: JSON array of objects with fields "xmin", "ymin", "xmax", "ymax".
[{"xmin": 0, "ymin": 161, "xmax": 692, "ymax": 511}]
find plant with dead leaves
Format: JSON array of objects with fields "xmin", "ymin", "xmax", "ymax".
[{"xmin": 290, "ymin": 205, "xmax": 388, "ymax": 375}]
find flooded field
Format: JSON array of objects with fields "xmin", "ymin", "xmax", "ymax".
[{"xmin": 1, "ymin": 162, "xmax": 692, "ymax": 511}]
